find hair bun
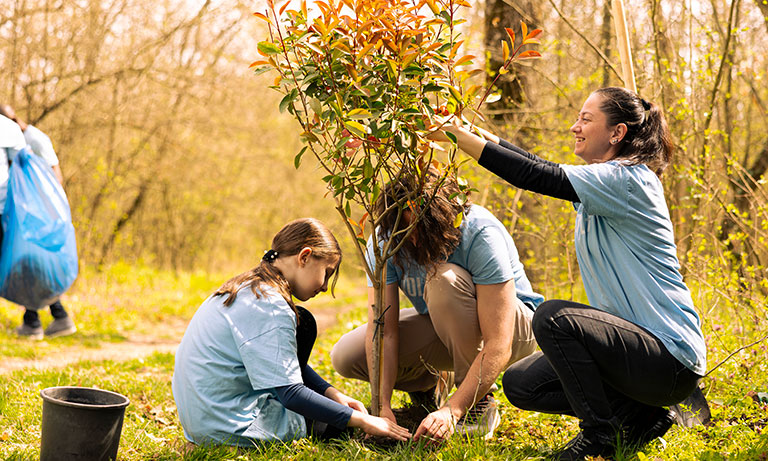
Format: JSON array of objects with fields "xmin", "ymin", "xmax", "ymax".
[{"xmin": 640, "ymin": 98, "xmax": 652, "ymax": 110}]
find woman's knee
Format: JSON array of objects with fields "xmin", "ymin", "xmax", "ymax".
[
  {"xmin": 531, "ymin": 299, "xmax": 570, "ymax": 339},
  {"xmin": 502, "ymin": 363, "xmax": 536, "ymax": 408}
]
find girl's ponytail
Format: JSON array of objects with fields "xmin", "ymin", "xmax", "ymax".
[{"xmin": 214, "ymin": 218, "xmax": 341, "ymax": 315}]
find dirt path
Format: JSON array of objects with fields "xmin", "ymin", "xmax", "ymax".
[{"xmin": 0, "ymin": 305, "xmax": 355, "ymax": 375}]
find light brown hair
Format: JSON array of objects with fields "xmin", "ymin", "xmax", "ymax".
[{"xmin": 214, "ymin": 218, "xmax": 341, "ymax": 315}]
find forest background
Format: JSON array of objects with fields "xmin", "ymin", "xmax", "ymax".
[
  {"xmin": 2, "ymin": 0, "xmax": 764, "ymax": 340},
  {"xmin": 1, "ymin": 0, "xmax": 768, "ymax": 457}
]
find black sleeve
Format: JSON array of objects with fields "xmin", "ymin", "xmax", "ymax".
[
  {"xmin": 497, "ymin": 138, "xmax": 559, "ymax": 167},
  {"xmin": 302, "ymin": 364, "xmax": 332, "ymax": 395},
  {"xmin": 479, "ymin": 140, "xmax": 580, "ymax": 202},
  {"xmin": 274, "ymin": 383, "xmax": 354, "ymax": 430}
]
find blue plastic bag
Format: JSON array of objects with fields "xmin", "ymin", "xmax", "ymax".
[{"xmin": 0, "ymin": 147, "xmax": 78, "ymax": 309}]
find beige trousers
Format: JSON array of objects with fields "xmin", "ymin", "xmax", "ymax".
[{"xmin": 331, "ymin": 263, "xmax": 537, "ymax": 392}]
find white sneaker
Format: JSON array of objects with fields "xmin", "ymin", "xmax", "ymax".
[{"xmin": 455, "ymin": 393, "xmax": 500, "ymax": 440}]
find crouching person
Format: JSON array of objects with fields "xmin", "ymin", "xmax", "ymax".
[
  {"xmin": 172, "ymin": 218, "xmax": 411, "ymax": 446},
  {"xmin": 331, "ymin": 169, "xmax": 544, "ymax": 442}
]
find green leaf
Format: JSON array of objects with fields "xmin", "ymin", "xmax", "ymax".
[
  {"xmin": 279, "ymin": 90, "xmax": 297, "ymax": 113},
  {"xmin": 438, "ymin": 10, "xmax": 452, "ymax": 26},
  {"xmin": 344, "ymin": 120, "xmax": 368, "ymax": 137},
  {"xmin": 294, "ymin": 146, "xmax": 307, "ymax": 169},
  {"xmin": 345, "ymin": 201, "xmax": 351, "ymax": 216},
  {"xmin": 445, "ymin": 131, "xmax": 457, "ymax": 144},
  {"xmin": 258, "ymin": 41, "xmax": 282, "ymax": 55},
  {"xmin": 251, "ymin": 66, "xmax": 273, "ymax": 76},
  {"xmin": 403, "ymin": 65, "xmax": 426, "ymax": 77},
  {"xmin": 309, "ymin": 98, "xmax": 323, "ymax": 115},
  {"xmin": 363, "ymin": 159, "xmax": 374, "ymax": 179},
  {"xmin": 447, "ymin": 85, "xmax": 463, "ymax": 102}
]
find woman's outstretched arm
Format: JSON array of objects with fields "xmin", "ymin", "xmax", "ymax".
[{"xmin": 435, "ymin": 120, "xmax": 579, "ymax": 202}]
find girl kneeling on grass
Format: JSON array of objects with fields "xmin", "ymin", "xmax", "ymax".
[{"xmin": 172, "ymin": 218, "xmax": 411, "ymax": 446}]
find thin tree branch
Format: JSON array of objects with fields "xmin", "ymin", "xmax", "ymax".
[{"xmin": 547, "ymin": 0, "xmax": 623, "ymax": 83}]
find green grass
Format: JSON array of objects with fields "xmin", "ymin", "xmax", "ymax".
[{"xmin": 2, "ymin": 264, "xmax": 768, "ymax": 459}]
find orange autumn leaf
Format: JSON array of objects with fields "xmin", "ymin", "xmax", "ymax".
[
  {"xmin": 516, "ymin": 50, "xmax": 541, "ymax": 59},
  {"xmin": 253, "ymin": 12, "xmax": 272, "ymax": 24},
  {"xmin": 505, "ymin": 27, "xmax": 515, "ymax": 44}
]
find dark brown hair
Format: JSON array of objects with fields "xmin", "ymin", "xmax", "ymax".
[
  {"xmin": 214, "ymin": 218, "xmax": 341, "ymax": 313},
  {"xmin": 377, "ymin": 167, "xmax": 470, "ymax": 271},
  {"xmin": 594, "ymin": 87, "xmax": 674, "ymax": 176}
]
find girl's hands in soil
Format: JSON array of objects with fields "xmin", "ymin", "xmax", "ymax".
[{"xmin": 353, "ymin": 413, "xmax": 412, "ymax": 441}]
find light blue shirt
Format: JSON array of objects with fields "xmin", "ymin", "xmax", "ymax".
[
  {"xmin": 366, "ymin": 204, "xmax": 544, "ymax": 314},
  {"xmin": 561, "ymin": 161, "xmax": 706, "ymax": 375},
  {"xmin": 172, "ymin": 285, "xmax": 306, "ymax": 445}
]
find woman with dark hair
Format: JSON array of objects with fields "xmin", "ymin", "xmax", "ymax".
[
  {"xmin": 172, "ymin": 218, "xmax": 410, "ymax": 446},
  {"xmin": 431, "ymin": 87, "xmax": 706, "ymax": 460},
  {"xmin": 331, "ymin": 168, "xmax": 544, "ymax": 442}
]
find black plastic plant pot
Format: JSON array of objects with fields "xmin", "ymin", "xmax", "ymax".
[{"xmin": 40, "ymin": 386, "xmax": 130, "ymax": 461}]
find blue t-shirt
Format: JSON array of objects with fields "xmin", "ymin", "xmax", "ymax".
[
  {"xmin": 172, "ymin": 285, "xmax": 306, "ymax": 445},
  {"xmin": 366, "ymin": 204, "xmax": 544, "ymax": 314},
  {"xmin": 561, "ymin": 161, "xmax": 707, "ymax": 375}
]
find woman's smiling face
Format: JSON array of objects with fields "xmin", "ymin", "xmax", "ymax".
[{"xmin": 570, "ymin": 92, "xmax": 618, "ymax": 164}]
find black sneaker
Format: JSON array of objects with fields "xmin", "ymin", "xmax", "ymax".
[
  {"xmin": 624, "ymin": 407, "xmax": 676, "ymax": 447},
  {"xmin": 455, "ymin": 393, "xmax": 500, "ymax": 439},
  {"xmin": 556, "ymin": 430, "xmax": 615, "ymax": 461},
  {"xmin": 408, "ymin": 387, "xmax": 439, "ymax": 412}
]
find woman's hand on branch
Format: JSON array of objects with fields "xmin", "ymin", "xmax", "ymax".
[
  {"xmin": 426, "ymin": 113, "xmax": 463, "ymax": 143},
  {"xmin": 426, "ymin": 114, "xmax": 488, "ymax": 161}
]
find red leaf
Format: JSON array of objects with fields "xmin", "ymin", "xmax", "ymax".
[
  {"xmin": 526, "ymin": 28, "xmax": 543, "ymax": 40},
  {"xmin": 516, "ymin": 50, "xmax": 541, "ymax": 59},
  {"xmin": 504, "ymin": 27, "xmax": 515, "ymax": 44},
  {"xmin": 249, "ymin": 60, "xmax": 270, "ymax": 68}
]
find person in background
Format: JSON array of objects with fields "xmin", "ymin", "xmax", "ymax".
[
  {"xmin": 172, "ymin": 218, "xmax": 411, "ymax": 446},
  {"xmin": 0, "ymin": 104, "xmax": 76, "ymax": 339},
  {"xmin": 430, "ymin": 87, "xmax": 706, "ymax": 460},
  {"xmin": 331, "ymin": 168, "xmax": 543, "ymax": 442}
]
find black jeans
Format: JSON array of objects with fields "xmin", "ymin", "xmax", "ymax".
[
  {"xmin": 23, "ymin": 301, "xmax": 69, "ymax": 328},
  {"xmin": 502, "ymin": 300, "xmax": 702, "ymax": 438},
  {"xmin": 295, "ymin": 305, "xmax": 346, "ymax": 439}
]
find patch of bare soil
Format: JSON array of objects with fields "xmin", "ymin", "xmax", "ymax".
[{"xmin": 0, "ymin": 305, "xmax": 352, "ymax": 375}]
